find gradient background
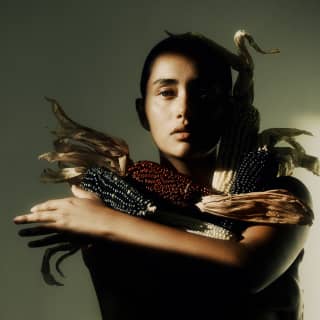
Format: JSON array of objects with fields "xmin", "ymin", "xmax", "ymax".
[{"xmin": 2, "ymin": 1, "xmax": 319, "ymax": 319}]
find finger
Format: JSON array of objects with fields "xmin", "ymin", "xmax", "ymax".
[
  {"xmin": 71, "ymin": 185, "xmax": 99, "ymax": 200},
  {"xmin": 18, "ymin": 226, "xmax": 56, "ymax": 237},
  {"xmin": 30, "ymin": 199, "xmax": 65, "ymax": 212},
  {"xmin": 28, "ymin": 234, "xmax": 69, "ymax": 248},
  {"xmin": 13, "ymin": 211, "xmax": 57, "ymax": 224}
]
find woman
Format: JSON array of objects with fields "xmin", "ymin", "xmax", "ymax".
[{"xmin": 14, "ymin": 31, "xmax": 314, "ymax": 319}]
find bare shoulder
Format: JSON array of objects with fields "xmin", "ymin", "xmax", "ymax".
[
  {"xmin": 239, "ymin": 176, "xmax": 312, "ymax": 291},
  {"xmin": 271, "ymin": 175, "xmax": 313, "ymax": 209}
]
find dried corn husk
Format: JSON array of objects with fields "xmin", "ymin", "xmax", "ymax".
[
  {"xmin": 39, "ymin": 97, "xmax": 132, "ymax": 183},
  {"xmin": 196, "ymin": 189, "xmax": 314, "ymax": 225}
]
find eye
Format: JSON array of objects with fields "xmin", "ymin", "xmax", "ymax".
[
  {"xmin": 189, "ymin": 87, "xmax": 209, "ymax": 101},
  {"xmin": 188, "ymin": 82, "xmax": 209, "ymax": 100},
  {"xmin": 198, "ymin": 88, "xmax": 208, "ymax": 100},
  {"xmin": 159, "ymin": 89, "xmax": 176, "ymax": 98}
]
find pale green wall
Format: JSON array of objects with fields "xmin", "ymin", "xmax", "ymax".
[{"xmin": 2, "ymin": 1, "xmax": 319, "ymax": 319}]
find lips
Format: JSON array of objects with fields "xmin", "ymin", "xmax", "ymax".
[
  {"xmin": 175, "ymin": 132, "xmax": 191, "ymax": 140},
  {"xmin": 171, "ymin": 126, "xmax": 192, "ymax": 140}
]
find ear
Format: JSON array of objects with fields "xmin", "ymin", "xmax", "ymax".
[{"xmin": 135, "ymin": 98, "xmax": 150, "ymax": 131}]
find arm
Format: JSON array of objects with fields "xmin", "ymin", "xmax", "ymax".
[
  {"xmin": 14, "ymin": 177, "xmax": 311, "ymax": 293},
  {"xmin": 83, "ymin": 199, "xmax": 309, "ymax": 293}
]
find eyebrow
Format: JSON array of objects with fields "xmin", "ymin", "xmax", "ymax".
[{"xmin": 152, "ymin": 78, "xmax": 178, "ymax": 86}]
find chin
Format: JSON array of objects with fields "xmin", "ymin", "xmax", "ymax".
[
  {"xmin": 166, "ymin": 144, "xmax": 214, "ymax": 161},
  {"xmin": 170, "ymin": 143, "xmax": 194, "ymax": 158}
]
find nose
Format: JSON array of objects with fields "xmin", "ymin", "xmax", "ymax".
[{"xmin": 175, "ymin": 91, "xmax": 192, "ymax": 124}]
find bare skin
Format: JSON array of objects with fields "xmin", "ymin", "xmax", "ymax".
[{"xmin": 14, "ymin": 53, "xmax": 310, "ymax": 294}]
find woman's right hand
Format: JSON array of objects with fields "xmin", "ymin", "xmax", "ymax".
[{"xmin": 14, "ymin": 185, "xmax": 104, "ymax": 247}]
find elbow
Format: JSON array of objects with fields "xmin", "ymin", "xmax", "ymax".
[
  {"xmin": 207, "ymin": 248, "xmax": 260, "ymax": 294},
  {"xmin": 225, "ymin": 265, "xmax": 264, "ymax": 295},
  {"xmin": 192, "ymin": 248, "xmax": 272, "ymax": 295},
  {"xmin": 222, "ymin": 250, "xmax": 271, "ymax": 294},
  {"xmin": 234, "ymin": 254, "xmax": 261, "ymax": 294},
  {"xmin": 233, "ymin": 257, "xmax": 285, "ymax": 295}
]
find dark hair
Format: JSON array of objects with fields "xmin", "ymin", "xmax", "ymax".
[{"xmin": 139, "ymin": 32, "xmax": 232, "ymax": 99}]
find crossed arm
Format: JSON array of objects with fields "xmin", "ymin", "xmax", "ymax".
[{"xmin": 14, "ymin": 178, "xmax": 311, "ymax": 293}]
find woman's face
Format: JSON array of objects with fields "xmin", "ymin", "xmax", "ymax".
[{"xmin": 143, "ymin": 52, "xmax": 226, "ymax": 162}]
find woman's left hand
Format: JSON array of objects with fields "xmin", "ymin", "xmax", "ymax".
[{"xmin": 14, "ymin": 186, "xmax": 109, "ymax": 238}]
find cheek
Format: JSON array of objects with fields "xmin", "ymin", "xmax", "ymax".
[
  {"xmin": 145, "ymin": 107, "xmax": 166, "ymax": 144},
  {"xmin": 149, "ymin": 121, "xmax": 169, "ymax": 150},
  {"xmin": 149, "ymin": 122, "xmax": 164, "ymax": 145},
  {"xmin": 145, "ymin": 98, "xmax": 171, "ymax": 133},
  {"xmin": 198, "ymin": 104, "xmax": 227, "ymax": 129}
]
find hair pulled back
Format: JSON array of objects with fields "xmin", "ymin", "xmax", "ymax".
[{"xmin": 139, "ymin": 32, "xmax": 232, "ymax": 100}]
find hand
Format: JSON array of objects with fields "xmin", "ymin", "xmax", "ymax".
[
  {"xmin": 13, "ymin": 185, "xmax": 105, "ymax": 286},
  {"xmin": 13, "ymin": 188, "xmax": 110, "ymax": 238},
  {"xmin": 70, "ymin": 184, "xmax": 101, "ymax": 200}
]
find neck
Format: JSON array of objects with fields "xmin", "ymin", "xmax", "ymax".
[{"xmin": 159, "ymin": 153, "xmax": 216, "ymax": 187}]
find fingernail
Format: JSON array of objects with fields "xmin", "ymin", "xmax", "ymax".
[
  {"xmin": 13, "ymin": 216, "xmax": 22, "ymax": 223},
  {"xmin": 30, "ymin": 206, "xmax": 36, "ymax": 212}
]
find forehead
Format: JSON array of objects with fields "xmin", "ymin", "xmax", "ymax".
[{"xmin": 148, "ymin": 53, "xmax": 199, "ymax": 85}]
